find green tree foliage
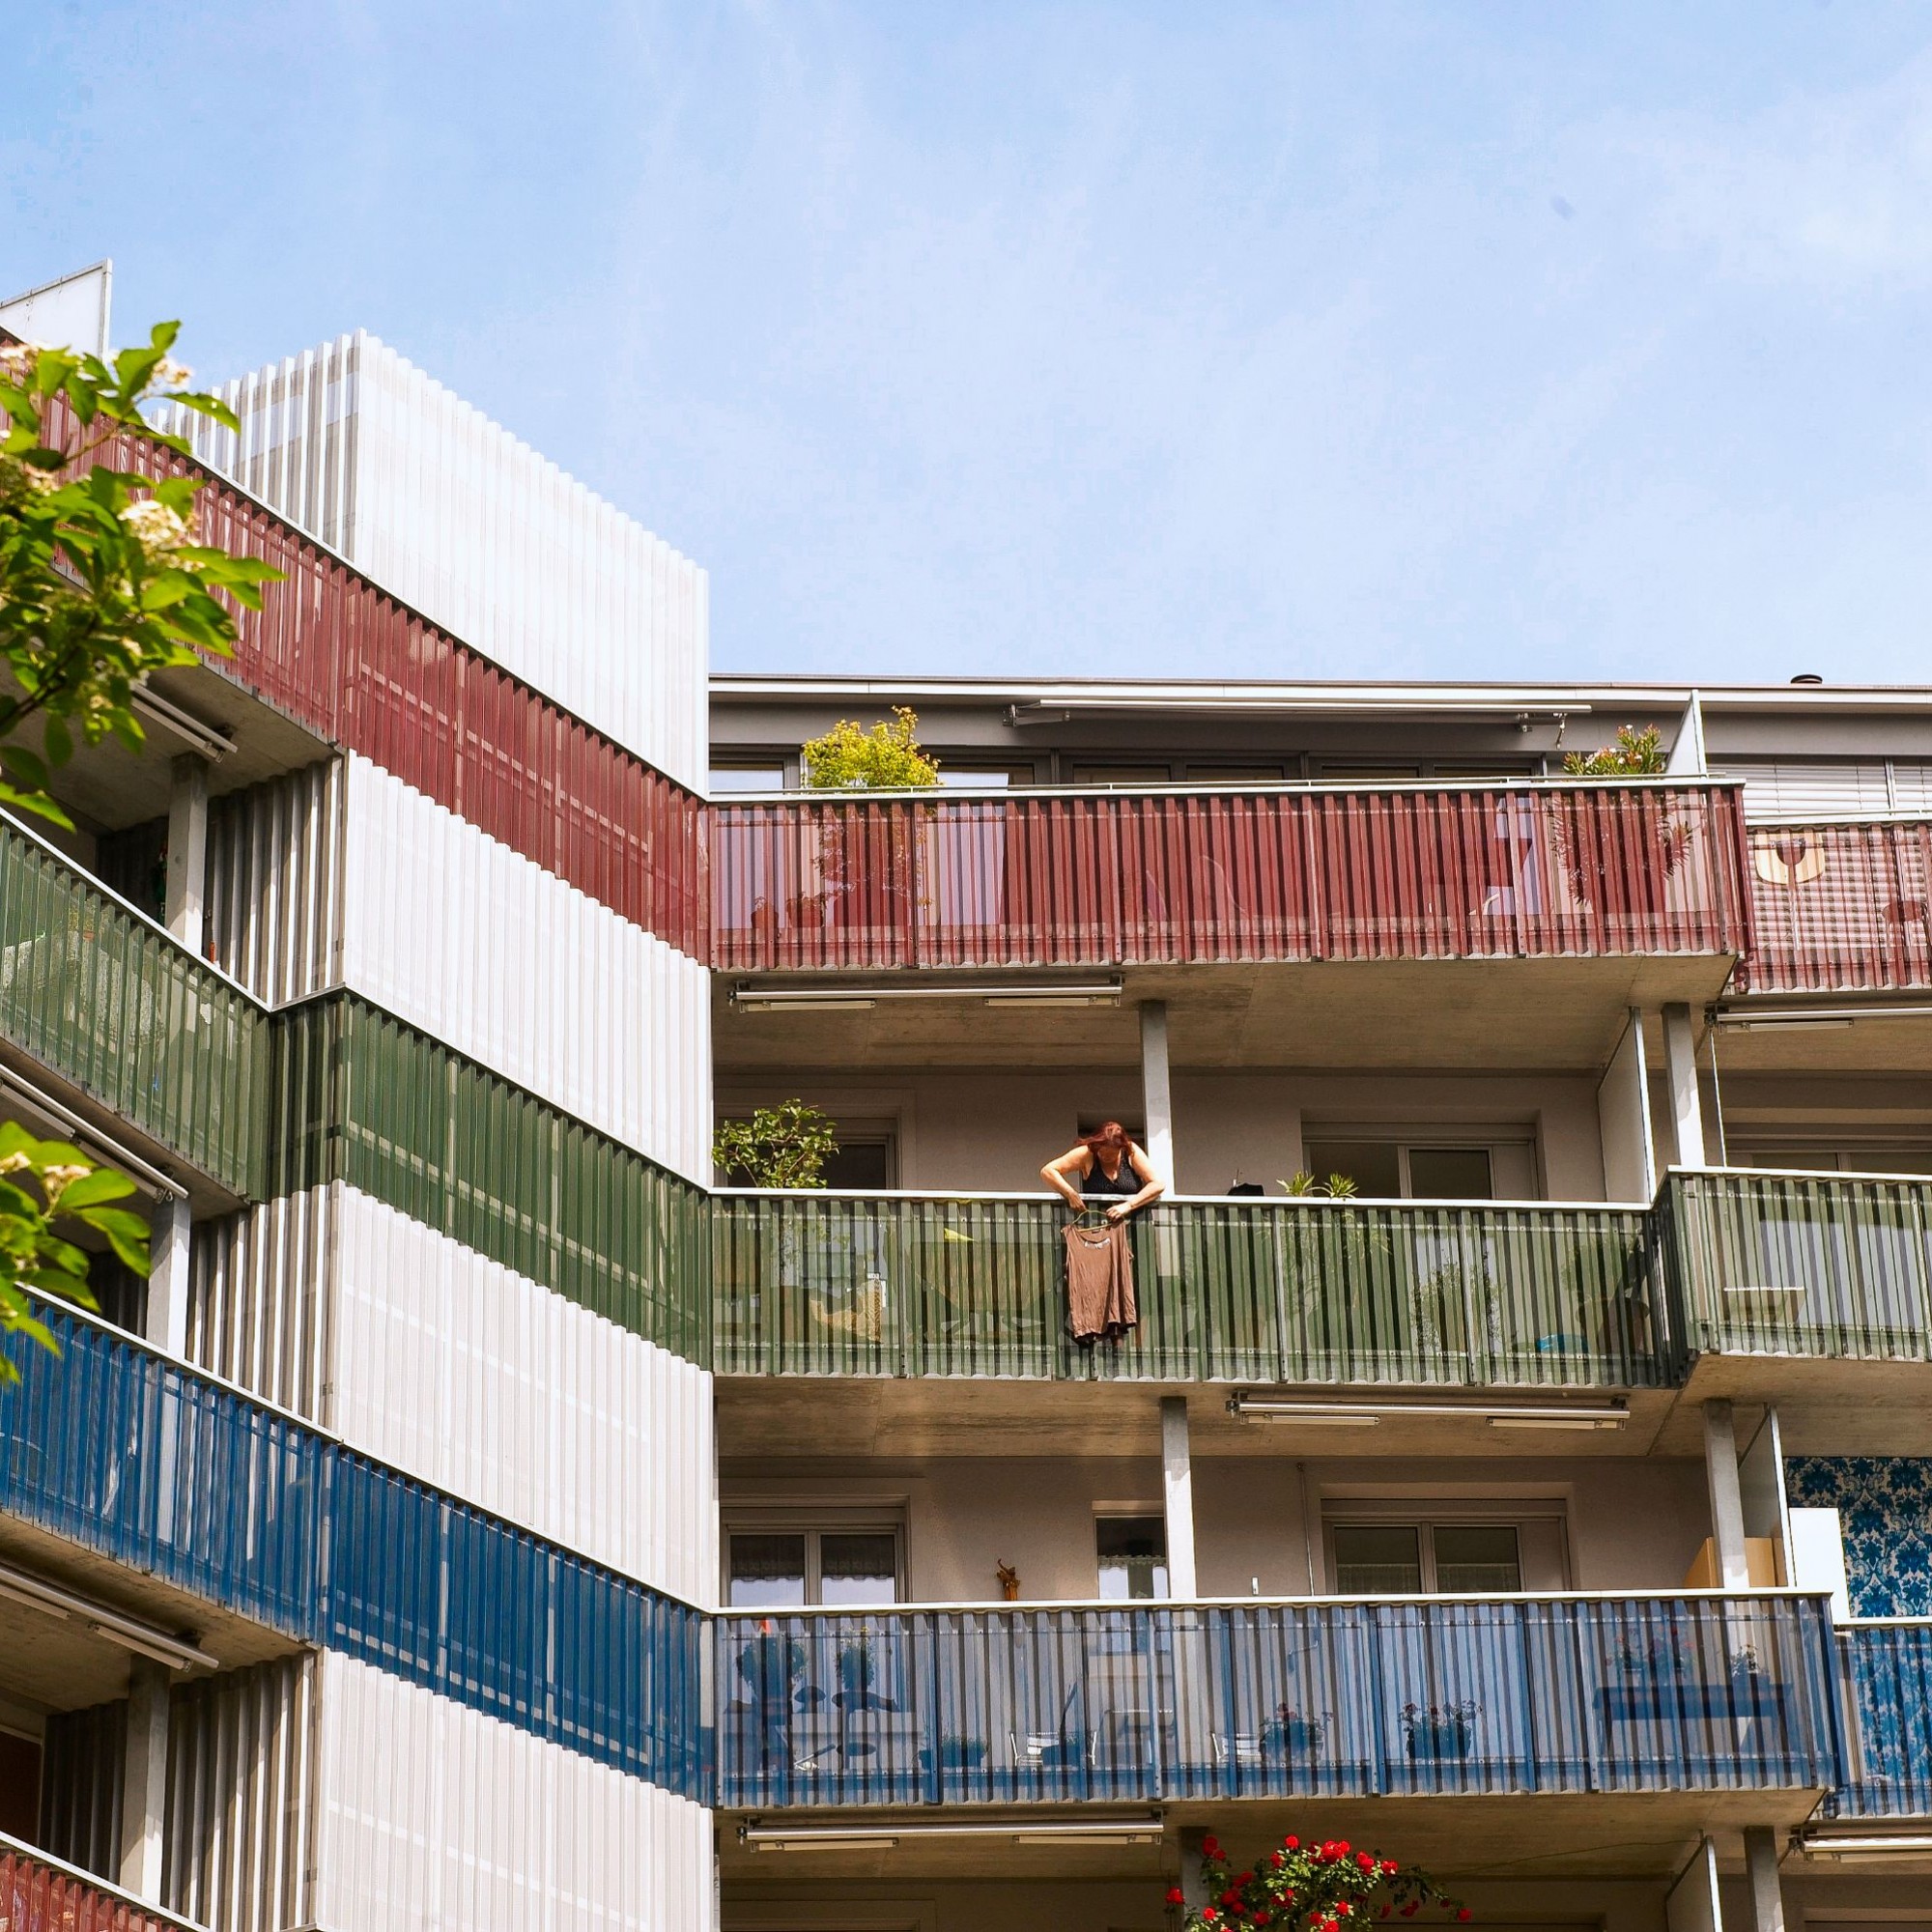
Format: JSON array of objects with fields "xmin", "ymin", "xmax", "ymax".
[
  {"xmin": 0, "ymin": 319, "xmax": 280, "ymax": 1378},
  {"xmin": 801, "ymin": 706, "xmax": 940, "ymax": 789},
  {"xmin": 0, "ymin": 1122, "xmax": 152, "ymax": 1384},
  {"xmin": 1562, "ymin": 723, "xmax": 1666, "ymax": 778},
  {"xmin": 714, "ymin": 1101, "xmax": 840, "ymax": 1188},
  {"xmin": 0, "ymin": 321, "xmax": 276, "ymax": 827}
]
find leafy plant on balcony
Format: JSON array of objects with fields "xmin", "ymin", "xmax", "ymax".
[
  {"xmin": 1169, "ymin": 1831, "xmax": 1465, "ymax": 1931},
  {"xmin": 1616, "ymin": 1635, "xmax": 1690, "ymax": 1683},
  {"xmin": 801, "ymin": 706, "xmax": 941, "ymax": 790},
  {"xmin": 1561, "ymin": 724, "xmax": 1667, "ymax": 778},
  {"xmin": 714, "ymin": 1101, "xmax": 838, "ymax": 1188},
  {"xmin": 1399, "ymin": 1700, "xmax": 1478, "ymax": 1761},
  {"xmin": 1552, "ymin": 724, "xmax": 1693, "ymax": 915},
  {"xmin": 1261, "ymin": 1704, "xmax": 1327, "ymax": 1759},
  {"xmin": 1281, "ymin": 1172, "xmax": 1359, "ymax": 1199}
]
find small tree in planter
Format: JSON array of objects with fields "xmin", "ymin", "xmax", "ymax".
[
  {"xmin": 1169, "ymin": 1833, "xmax": 1465, "ymax": 1930},
  {"xmin": 714, "ymin": 1101, "xmax": 838, "ymax": 1188},
  {"xmin": 1553, "ymin": 724, "xmax": 1692, "ymax": 921}
]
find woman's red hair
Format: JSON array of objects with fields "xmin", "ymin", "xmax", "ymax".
[{"xmin": 1081, "ymin": 1121, "xmax": 1130, "ymax": 1152}]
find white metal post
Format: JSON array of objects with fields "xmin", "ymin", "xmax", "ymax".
[
  {"xmin": 1662, "ymin": 1003, "xmax": 1708, "ymax": 1169},
  {"xmin": 1702, "ymin": 1399, "xmax": 1751, "ymax": 1590},
  {"xmin": 1140, "ymin": 1000, "xmax": 1174, "ymax": 1187},
  {"xmin": 1160, "ymin": 1395, "xmax": 1197, "ymax": 1600},
  {"xmin": 164, "ymin": 753, "xmax": 210, "ymax": 952},
  {"xmin": 118, "ymin": 1658, "xmax": 169, "ymax": 1901}
]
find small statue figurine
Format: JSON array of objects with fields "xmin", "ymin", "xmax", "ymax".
[{"xmin": 995, "ymin": 1560, "xmax": 1020, "ymax": 1602}]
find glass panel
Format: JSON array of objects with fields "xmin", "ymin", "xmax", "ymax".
[
  {"xmin": 1432, "ymin": 1524, "xmax": 1522, "ymax": 1594},
  {"xmin": 728, "ymin": 1533, "xmax": 807, "ymax": 1608},
  {"xmin": 818, "ymin": 1533, "xmax": 899, "ymax": 1606},
  {"xmin": 1186, "ymin": 765, "xmax": 1287, "ymax": 783},
  {"xmin": 1096, "ymin": 1516, "xmax": 1168, "ymax": 1601},
  {"xmin": 710, "ymin": 765, "xmax": 786, "ymax": 793},
  {"xmin": 937, "ymin": 767, "xmax": 1019, "ymax": 789},
  {"xmin": 1305, "ymin": 1141, "xmax": 1403, "ymax": 1199},
  {"xmin": 1070, "ymin": 765, "xmax": 1173, "ymax": 786},
  {"xmin": 820, "ymin": 1140, "xmax": 893, "ymax": 1189},
  {"xmin": 1332, "ymin": 1523, "xmax": 1422, "ymax": 1595},
  {"xmin": 1407, "ymin": 1148, "xmax": 1494, "ymax": 1201}
]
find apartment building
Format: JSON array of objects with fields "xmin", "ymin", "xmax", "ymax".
[{"xmin": 2, "ymin": 309, "xmax": 1931, "ymax": 1932}]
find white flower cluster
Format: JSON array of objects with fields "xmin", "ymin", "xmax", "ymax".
[
  {"xmin": 152, "ymin": 356, "xmax": 193, "ymax": 390},
  {"xmin": 0, "ymin": 341, "xmax": 42, "ymax": 385},
  {"xmin": 119, "ymin": 497, "xmax": 194, "ymax": 556}
]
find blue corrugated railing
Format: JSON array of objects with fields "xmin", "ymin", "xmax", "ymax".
[
  {"xmin": 1831, "ymin": 1621, "xmax": 1932, "ymax": 1817},
  {"xmin": 716, "ymin": 1593, "xmax": 1839, "ymax": 1809},
  {"xmin": 0, "ymin": 1306, "xmax": 709, "ymax": 1801}
]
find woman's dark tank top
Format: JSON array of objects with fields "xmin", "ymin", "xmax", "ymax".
[{"xmin": 1083, "ymin": 1147, "xmax": 1139, "ymax": 1198}]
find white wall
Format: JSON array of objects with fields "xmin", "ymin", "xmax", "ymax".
[
  {"xmin": 313, "ymin": 1655, "xmax": 714, "ymax": 1932},
  {"xmin": 174, "ymin": 330, "xmax": 709, "ymax": 791}
]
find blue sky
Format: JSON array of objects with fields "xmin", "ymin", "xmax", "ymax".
[{"xmin": 7, "ymin": 4, "xmax": 1931, "ymax": 683}]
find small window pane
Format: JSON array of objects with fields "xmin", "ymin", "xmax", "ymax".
[
  {"xmin": 819, "ymin": 1533, "xmax": 898, "ymax": 1606},
  {"xmin": 1332, "ymin": 1524, "xmax": 1422, "ymax": 1595},
  {"xmin": 1433, "ymin": 1524, "xmax": 1521, "ymax": 1594},
  {"xmin": 1071, "ymin": 765, "xmax": 1173, "ymax": 787},
  {"xmin": 1304, "ymin": 1141, "xmax": 1402, "ymax": 1200},
  {"xmin": 820, "ymin": 1139, "xmax": 893, "ymax": 1189},
  {"xmin": 727, "ymin": 1533, "xmax": 807, "ymax": 1608},
  {"xmin": 1406, "ymin": 1148, "xmax": 1494, "ymax": 1200},
  {"xmin": 710, "ymin": 765, "xmax": 786, "ymax": 793},
  {"xmin": 1096, "ymin": 1517, "xmax": 1168, "ymax": 1601}
]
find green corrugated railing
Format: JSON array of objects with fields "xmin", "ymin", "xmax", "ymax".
[
  {"xmin": 1662, "ymin": 1169, "xmax": 1932, "ymax": 1363},
  {"xmin": 0, "ymin": 817, "xmax": 268, "ymax": 1195},
  {"xmin": 712, "ymin": 1193, "xmax": 1660, "ymax": 1384}
]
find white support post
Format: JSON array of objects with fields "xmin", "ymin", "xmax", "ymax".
[
  {"xmin": 1160, "ymin": 1396, "xmax": 1197, "ymax": 1601},
  {"xmin": 146, "ymin": 1193, "xmax": 191, "ymax": 1358},
  {"xmin": 1662, "ymin": 1003, "xmax": 1708, "ymax": 1170},
  {"xmin": 1742, "ymin": 1827, "xmax": 1786, "ymax": 1932},
  {"xmin": 164, "ymin": 753, "xmax": 209, "ymax": 952},
  {"xmin": 1702, "ymin": 1400, "xmax": 1751, "ymax": 1591},
  {"xmin": 1140, "ymin": 1000, "xmax": 1174, "ymax": 1188},
  {"xmin": 118, "ymin": 1657, "xmax": 169, "ymax": 1901}
]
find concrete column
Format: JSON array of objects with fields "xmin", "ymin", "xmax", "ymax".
[
  {"xmin": 1139, "ymin": 1000, "xmax": 1173, "ymax": 1186},
  {"xmin": 164, "ymin": 753, "xmax": 209, "ymax": 952},
  {"xmin": 118, "ymin": 1658, "xmax": 169, "ymax": 1901},
  {"xmin": 1160, "ymin": 1396, "xmax": 1197, "ymax": 1600},
  {"xmin": 1702, "ymin": 1399, "xmax": 1751, "ymax": 1590},
  {"xmin": 146, "ymin": 1193, "xmax": 191, "ymax": 1357},
  {"xmin": 1742, "ymin": 1828, "xmax": 1786, "ymax": 1932},
  {"xmin": 1662, "ymin": 1002, "xmax": 1708, "ymax": 1170}
]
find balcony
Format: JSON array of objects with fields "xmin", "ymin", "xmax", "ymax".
[
  {"xmin": 711, "ymin": 781, "xmax": 1751, "ymax": 973},
  {"xmin": 0, "ymin": 815, "xmax": 269, "ymax": 1198},
  {"xmin": 1, "ymin": 1833, "xmax": 205, "ymax": 1932},
  {"xmin": 716, "ymin": 1591, "xmax": 1836, "ymax": 1811},
  {"xmin": 1741, "ymin": 818, "xmax": 1932, "ymax": 995},
  {"xmin": 1833, "ymin": 1621, "xmax": 1932, "ymax": 1820},
  {"xmin": 713, "ymin": 1192, "xmax": 1661, "ymax": 1387}
]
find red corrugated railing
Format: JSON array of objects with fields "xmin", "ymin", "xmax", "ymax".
[
  {"xmin": 66, "ymin": 416, "xmax": 707, "ymax": 963},
  {"xmin": 1740, "ymin": 820, "xmax": 1932, "ymax": 993},
  {"xmin": 0, "ymin": 1837, "xmax": 204, "ymax": 1932},
  {"xmin": 712, "ymin": 781, "xmax": 1752, "ymax": 971}
]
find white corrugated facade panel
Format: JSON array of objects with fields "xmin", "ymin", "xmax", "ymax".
[
  {"xmin": 313, "ymin": 1655, "xmax": 714, "ymax": 1932},
  {"xmin": 175, "ymin": 330, "xmax": 709, "ymax": 791},
  {"xmin": 338, "ymin": 757, "xmax": 712, "ymax": 1182},
  {"xmin": 329, "ymin": 1183, "xmax": 716, "ymax": 1605}
]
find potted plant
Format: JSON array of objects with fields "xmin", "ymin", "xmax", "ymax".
[
  {"xmin": 1554, "ymin": 724, "xmax": 1693, "ymax": 918},
  {"xmin": 1400, "ymin": 1700, "xmax": 1477, "ymax": 1761},
  {"xmin": 917, "ymin": 1733, "xmax": 988, "ymax": 1773},
  {"xmin": 1167, "ymin": 1830, "xmax": 1466, "ymax": 1930},
  {"xmin": 1261, "ymin": 1703, "xmax": 1326, "ymax": 1760}
]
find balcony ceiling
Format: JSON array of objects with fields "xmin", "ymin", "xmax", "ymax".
[
  {"xmin": 716, "ymin": 1381, "xmax": 1681, "ymax": 1463},
  {"xmin": 1714, "ymin": 1008, "xmax": 1932, "ymax": 1073},
  {"xmin": 715, "ymin": 958, "xmax": 1738, "ymax": 1074}
]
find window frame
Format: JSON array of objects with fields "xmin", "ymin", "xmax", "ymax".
[
  {"xmin": 723, "ymin": 1509, "xmax": 907, "ymax": 1608},
  {"xmin": 1321, "ymin": 1501, "xmax": 1570, "ymax": 1597}
]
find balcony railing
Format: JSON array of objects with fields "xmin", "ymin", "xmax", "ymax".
[
  {"xmin": 716, "ymin": 1592, "xmax": 1836, "ymax": 1809},
  {"xmin": 1, "ymin": 1833, "xmax": 206, "ymax": 1932},
  {"xmin": 1741, "ymin": 818, "xmax": 1932, "ymax": 994},
  {"xmin": 0, "ymin": 816, "xmax": 269, "ymax": 1195},
  {"xmin": 1662, "ymin": 1170, "xmax": 1932, "ymax": 1365},
  {"xmin": 1833, "ymin": 1621, "xmax": 1932, "ymax": 1818},
  {"xmin": 713, "ymin": 1193, "xmax": 1662, "ymax": 1385},
  {"xmin": 711, "ymin": 781, "xmax": 1751, "ymax": 972}
]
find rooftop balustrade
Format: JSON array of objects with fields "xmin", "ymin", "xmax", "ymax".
[
  {"xmin": 0, "ymin": 814, "xmax": 269, "ymax": 1195},
  {"xmin": 711, "ymin": 780, "xmax": 1751, "ymax": 973},
  {"xmin": 713, "ymin": 1192, "xmax": 1662, "ymax": 1386},
  {"xmin": 716, "ymin": 1591, "xmax": 1836, "ymax": 1810}
]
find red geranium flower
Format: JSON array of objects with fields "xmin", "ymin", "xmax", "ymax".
[
  {"xmin": 1167, "ymin": 1889, "xmax": 1185, "ymax": 1906},
  {"xmin": 1284, "ymin": 1835, "xmax": 1299, "ymax": 1851},
  {"xmin": 1457, "ymin": 1914, "xmax": 1471, "ymax": 1923}
]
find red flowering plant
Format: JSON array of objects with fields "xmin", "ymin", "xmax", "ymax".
[{"xmin": 1165, "ymin": 1832, "xmax": 1467, "ymax": 1931}]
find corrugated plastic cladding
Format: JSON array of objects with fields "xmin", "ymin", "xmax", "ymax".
[
  {"xmin": 314, "ymin": 1656, "xmax": 715, "ymax": 1932},
  {"xmin": 0, "ymin": 814, "xmax": 268, "ymax": 1195},
  {"xmin": 711, "ymin": 782, "xmax": 1753, "ymax": 970},
  {"xmin": 84, "ymin": 412, "xmax": 707, "ymax": 961},
  {"xmin": 1740, "ymin": 818, "xmax": 1932, "ymax": 992},
  {"xmin": 267, "ymin": 997, "xmax": 710, "ymax": 1363},
  {"xmin": 0, "ymin": 1306, "xmax": 710, "ymax": 1802},
  {"xmin": 176, "ymin": 330, "xmax": 708, "ymax": 794},
  {"xmin": 0, "ymin": 1842, "xmax": 198, "ymax": 1932}
]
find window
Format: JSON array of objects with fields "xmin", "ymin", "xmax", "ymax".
[
  {"xmin": 1186, "ymin": 763, "xmax": 1289, "ymax": 784},
  {"xmin": 1324, "ymin": 1507, "xmax": 1569, "ymax": 1594},
  {"xmin": 709, "ymin": 762, "xmax": 788, "ymax": 793},
  {"xmin": 1302, "ymin": 1132, "xmax": 1540, "ymax": 1200},
  {"xmin": 725, "ymin": 1521, "xmax": 902, "ymax": 1606},
  {"xmin": 1070, "ymin": 763, "xmax": 1174, "ymax": 787},
  {"xmin": 820, "ymin": 1136, "xmax": 895, "ymax": 1188},
  {"xmin": 1096, "ymin": 1515, "xmax": 1168, "ymax": 1600},
  {"xmin": 937, "ymin": 762, "xmax": 1039, "ymax": 789}
]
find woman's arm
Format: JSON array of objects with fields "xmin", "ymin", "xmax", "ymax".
[
  {"xmin": 1040, "ymin": 1148, "xmax": 1092, "ymax": 1212},
  {"xmin": 1102, "ymin": 1143, "xmax": 1168, "ymax": 1223}
]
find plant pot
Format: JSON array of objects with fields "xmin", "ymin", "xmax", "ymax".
[
  {"xmin": 918, "ymin": 1738, "xmax": 987, "ymax": 1774},
  {"xmin": 1403, "ymin": 1717, "xmax": 1473, "ymax": 1761},
  {"xmin": 1263, "ymin": 1719, "xmax": 1324, "ymax": 1760}
]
